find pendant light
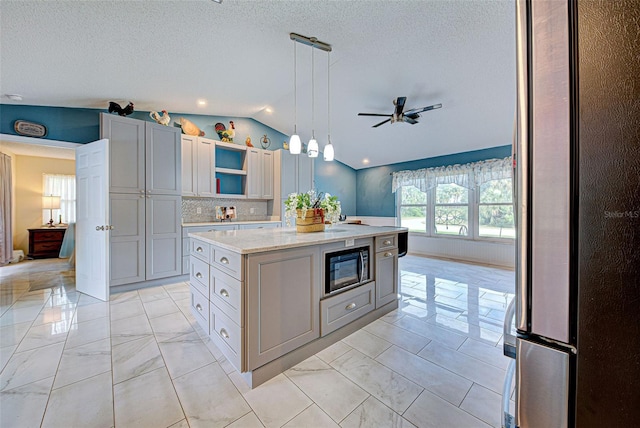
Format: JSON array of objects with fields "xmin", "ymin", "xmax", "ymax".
[
  {"xmin": 307, "ymin": 47, "xmax": 319, "ymax": 158},
  {"xmin": 323, "ymin": 50, "xmax": 335, "ymax": 161},
  {"xmin": 289, "ymin": 41, "xmax": 302, "ymax": 155}
]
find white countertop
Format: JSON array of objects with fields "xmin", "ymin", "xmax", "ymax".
[
  {"xmin": 182, "ymin": 220, "xmax": 281, "ymax": 227},
  {"xmin": 189, "ymin": 224, "xmax": 407, "ymax": 254}
]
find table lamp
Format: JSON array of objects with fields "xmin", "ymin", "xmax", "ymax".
[{"xmin": 43, "ymin": 195, "xmax": 61, "ymax": 227}]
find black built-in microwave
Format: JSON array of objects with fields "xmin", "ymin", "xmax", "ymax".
[{"xmin": 325, "ymin": 246, "xmax": 370, "ymax": 295}]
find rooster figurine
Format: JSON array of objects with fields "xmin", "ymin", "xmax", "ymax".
[
  {"xmin": 221, "ymin": 121, "xmax": 235, "ymax": 142},
  {"xmin": 108, "ymin": 101, "xmax": 134, "ymax": 116},
  {"xmin": 149, "ymin": 110, "xmax": 171, "ymax": 126}
]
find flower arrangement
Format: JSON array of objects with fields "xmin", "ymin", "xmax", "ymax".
[{"xmin": 284, "ymin": 190, "xmax": 342, "ymax": 227}]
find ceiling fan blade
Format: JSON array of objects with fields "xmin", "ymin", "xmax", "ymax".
[
  {"xmin": 394, "ymin": 97, "xmax": 407, "ymax": 116},
  {"xmin": 372, "ymin": 118, "xmax": 391, "ymax": 128},
  {"xmin": 404, "ymin": 103, "xmax": 443, "ymax": 115},
  {"xmin": 358, "ymin": 113, "xmax": 392, "ymax": 117},
  {"xmin": 403, "ymin": 117, "xmax": 419, "ymax": 125},
  {"xmin": 405, "ymin": 113, "xmax": 420, "ymax": 120}
]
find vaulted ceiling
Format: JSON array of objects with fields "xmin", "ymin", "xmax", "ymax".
[{"xmin": 0, "ymin": 0, "xmax": 515, "ymax": 169}]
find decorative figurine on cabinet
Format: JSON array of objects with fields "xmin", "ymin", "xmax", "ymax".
[
  {"xmin": 219, "ymin": 121, "xmax": 235, "ymax": 142},
  {"xmin": 108, "ymin": 101, "xmax": 134, "ymax": 116},
  {"xmin": 245, "ymin": 136, "xmax": 253, "ymax": 147},
  {"xmin": 177, "ymin": 118, "xmax": 205, "ymax": 136},
  {"xmin": 150, "ymin": 110, "xmax": 171, "ymax": 126},
  {"xmin": 261, "ymin": 134, "xmax": 271, "ymax": 149}
]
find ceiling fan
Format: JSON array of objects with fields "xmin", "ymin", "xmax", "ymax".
[{"xmin": 358, "ymin": 97, "xmax": 442, "ymax": 128}]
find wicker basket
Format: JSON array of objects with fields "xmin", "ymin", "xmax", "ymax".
[{"xmin": 296, "ymin": 208, "xmax": 325, "ymax": 233}]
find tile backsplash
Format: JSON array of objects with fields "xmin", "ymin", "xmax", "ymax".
[{"xmin": 182, "ymin": 197, "xmax": 270, "ymax": 223}]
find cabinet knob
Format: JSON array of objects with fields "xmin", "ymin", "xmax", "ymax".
[
  {"xmin": 140, "ymin": 195, "xmax": 145, "ymax": 198},
  {"xmin": 195, "ymin": 272, "xmax": 202, "ymax": 279},
  {"xmin": 220, "ymin": 257, "xmax": 229, "ymax": 265},
  {"xmin": 345, "ymin": 302, "xmax": 357, "ymax": 310},
  {"xmin": 196, "ymin": 247, "xmax": 203, "ymax": 252},
  {"xmin": 220, "ymin": 328, "xmax": 229, "ymax": 339},
  {"xmin": 220, "ymin": 289, "xmax": 229, "ymax": 298},
  {"xmin": 195, "ymin": 303, "xmax": 202, "ymax": 312},
  {"xmin": 96, "ymin": 225, "xmax": 104, "ymax": 231},
  {"xmin": 384, "ymin": 252, "xmax": 393, "ymax": 257},
  {"xmin": 383, "ymin": 240, "xmax": 392, "ymax": 246},
  {"xmin": 140, "ymin": 190, "xmax": 145, "ymax": 194}
]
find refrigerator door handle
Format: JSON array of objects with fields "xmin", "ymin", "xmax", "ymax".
[{"xmin": 514, "ymin": 0, "xmax": 529, "ymax": 333}]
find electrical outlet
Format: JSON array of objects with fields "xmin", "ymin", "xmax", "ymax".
[
  {"xmin": 196, "ymin": 207, "xmax": 202, "ymax": 214},
  {"xmin": 250, "ymin": 207, "xmax": 256, "ymax": 214}
]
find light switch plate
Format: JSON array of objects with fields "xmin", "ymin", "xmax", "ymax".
[{"xmin": 196, "ymin": 207, "xmax": 202, "ymax": 214}]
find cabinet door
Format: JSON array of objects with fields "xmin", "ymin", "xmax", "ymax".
[
  {"xmin": 262, "ymin": 150, "xmax": 274, "ymax": 199},
  {"xmin": 181, "ymin": 136, "xmax": 197, "ymax": 196},
  {"xmin": 196, "ymin": 138, "xmax": 215, "ymax": 197},
  {"xmin": 101, "ymin": 114, "xmax": 145, "ymax": 194},
  {"xmin": 109, "ymin": 193, "xmax": 145, "ymax": 286},
  {"xmin": 375, "ymin": 249, "xmax": 398, "ymax": 308},
  {"xmin": 246, "ymin": 245, "xmax": 320, "ymax": 370},
  {"xmin": 297, "ymin": 155, "xmax": 314, "ymax": 193},
  {"xmin": 246, "ymin": 148, "xmax": 261, "ymax": 199},
  {"xmin": 146, "ymin": 122, "xmax": 181, "ymax": 195},
  {"xmin": 145, "ymin": 195, "xmax": 181, "ymax": 280},
  {"xmin": 280, "ymin": 150, "xmax": 298, "ymax": 196}
]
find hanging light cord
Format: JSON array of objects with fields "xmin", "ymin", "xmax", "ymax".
[
  {"xmin": 293, "ymin": 41, "xmax": 297, "ymax": 135},
  {"xmin": 311, "ymin": 48, "xmax": 315, "ymax": 139},
  {"xmin": 327, "ymin": 51, "xmax": 331, "ymax": 144}
]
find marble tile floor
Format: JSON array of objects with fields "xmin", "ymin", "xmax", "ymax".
[{"xmin": 0, "ymin": 256, "xmax": 515, "ymax": 427}]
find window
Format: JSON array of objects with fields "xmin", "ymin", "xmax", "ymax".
[
  {"xmin": 435, "ymin": 183, "xmax": 469, "ymax": 236},
  {"xmin": 393, "ymin": 157, "xmax": 514, "ymax": 241},
  {"xmin": 478, "ymin": 178, "xmax": 515, "ymax": 238},
  {"xmin": 399, "ymin": 186, "xmax": 428, "ymax": 232},
  {"xmin": 43, "ymin": 174, "xmax": 76, "ymax": 224}
]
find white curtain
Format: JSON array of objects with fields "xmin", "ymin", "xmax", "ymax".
[
  {"xmin": 0, "ymin": 153, "xmax": 12, "ymax": 265},
  {"xmin": 43, "ymin": 174, "xmax": 76, "ymax": 224},
  {"xmin": 392, "ymin": 157, "xmax": 512, "ymax": 193}
]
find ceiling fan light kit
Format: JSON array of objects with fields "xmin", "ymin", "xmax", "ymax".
[
  {"xmin": 358, "ymin": 97, "xmax": 442, "ymax": 128},
  {"xmin": 289, "ymin": 32, "xmax": 333, "ymax": 161}
]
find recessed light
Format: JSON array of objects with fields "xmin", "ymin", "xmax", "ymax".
[
  {"xmin": 362, "ymin": 158, "xmax": 370, "ymax": 165},
  {"xmin": 197, "ymin": 99, "xmax": 207, "ymax": 107},
  {"xmin": 6, "ymin": 94, "xmax": 23, "ymax": 101},
  {"xmin": 264, "ymin": 107, "xmax": 273, "ymax": 114}
]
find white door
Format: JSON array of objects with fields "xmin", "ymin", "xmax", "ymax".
[{"xmin": 76, "ymin": 139, "xmax": 109, "ymax": 301}]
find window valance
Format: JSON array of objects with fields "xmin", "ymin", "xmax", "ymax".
[{"xmin": 392, "ymin": 157, "xmax": 512, "ymax": 193}]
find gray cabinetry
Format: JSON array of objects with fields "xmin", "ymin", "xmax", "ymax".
[
  {"xmin": 101, "ymin": 113, "xmax": 182, "ymax": 287},
  {"xmin": 375, "ymin": 235, "xmax": 399, "ymax": 308},
  {"xmin": 275, "ymin": 150, "xmax": 314, "ymax": 225},
  {"xmin": 247, "ymin": 148, "xmax": 274, "ymax": 200},
  {"xmin": 320, "ymin": 282, "xmax": 375, "ymax": 336},
  {"xmin": 182, "ymin": 136, "xmax": 215, "ymax": 197},
  {"xmin": 246, "ymin": 245, "xmax": 320, "ymax": 370}
]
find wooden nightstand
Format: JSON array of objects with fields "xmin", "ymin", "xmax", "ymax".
[{"xmin": 27, "ymin": 228, "xmax": 67, "ymax": 259}]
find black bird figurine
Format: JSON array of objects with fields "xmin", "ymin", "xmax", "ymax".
[{"xmin": 108, "ymin": 101, "xmax": 134, "ymax": 116}]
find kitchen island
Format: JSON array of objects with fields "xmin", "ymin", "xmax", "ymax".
[{"xmin": 188, "ymin": 224, "xmax": 407, "ymax": 387}]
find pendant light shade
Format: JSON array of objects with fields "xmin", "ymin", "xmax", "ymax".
[
  {"xmin": 308, "ymin": 139, "xmax": 318, "ymax": 157},
  {"xmin": 323, "ymin": 139, "xmax": 334, "ymax": 161},
  {"xmin": 290, "ymin": 134, "xmax": 302, "ymax": 154}
]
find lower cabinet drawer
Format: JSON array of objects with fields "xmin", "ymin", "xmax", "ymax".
[
  {"xmin": 190, "ymin": 286, "xmax": 209, "ymax": 334},
  {"xmin": 210, "ymin": 267, "xmax": 242, "ymax": 326},
  {"xmin": 320, "ymin": 281, "xmax": 375, "ymax": 336},
  {"xmin": 211, "ymin": 246, "xmax": 242, "ymax": 280},
  {"xmin": 210, "ymin": 304, "xmax": 243, "ymax": 372},
  {"xmin": 189, "ymin": 257, "xmax": 210, "ymax": 296},
  {"xmin": 190, "ymin": 238, "xmax": 210, "ymax": 262}
]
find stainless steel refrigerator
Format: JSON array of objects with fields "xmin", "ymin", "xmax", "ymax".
[{"xmin": 503, "ymin": 0, "xmax": 640, "ymax": 426}]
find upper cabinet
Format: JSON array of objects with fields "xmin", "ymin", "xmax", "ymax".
[
  {"xmin": 101, "ymin": 114, "xmax": 181, "ymax": 195},
  {"xmin": 278, "ymin": 149, "xmax": 314, "ymax": 197},
  {"xmin": 182, "ymin": 136, "xmax": 216, "ymax": 197},
  {"xmin": 246, "ymin": 147, "xmax": 274, "ymax": 199}
]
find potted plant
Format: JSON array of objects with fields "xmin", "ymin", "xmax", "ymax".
[{"xmin": 284, "ymin": 190, "xmax": 342, "ymax": 232}]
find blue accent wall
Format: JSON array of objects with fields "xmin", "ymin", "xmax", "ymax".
[
  {"xmin": 313, "ymin": 157, "xmax": 357, "ymax": 216},
  {"xmin": 355, "ymin": 146, "xmax": 512, "ymax": 217}
]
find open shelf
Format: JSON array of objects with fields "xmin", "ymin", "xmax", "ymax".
[
  {"xmin": 216, "ymin": 141, "xmax": 247, "ymax": 152},
  {"xmin": 215, "ymin": 193, "xmax": 247, "ymax": 199},
  {"xmin": 216, "ymin": 167, "xmax": 247, "ymax": 176}
]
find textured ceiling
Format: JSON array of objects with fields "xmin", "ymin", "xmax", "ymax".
[
  {"xmin": 0, "ymin": 0, "xmax": 515, "ymax": 169},
  {"xmin": 0, "ymin": 140, "xmax": 76, "ymax": 160}
]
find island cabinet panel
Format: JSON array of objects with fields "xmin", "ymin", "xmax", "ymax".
[
  {"xmin": 210, "ymin": 267, "xmax": 243, "ymax": 326},
  {"xmin": 190, "ymin": 285, "xmax": 209, "ymax": 334},
  {"xmin": 246, "ymin": 246, "xmax": 321, "ymax": 370},
  {"xmin": 375, "ymin": 248, "xmax": 399, "ymax": 308},
  {"xmin": 211, "ymin": 304, "xmax": 243, "ymax": 369},
  {"xmin": 320, "ymin": 282, "xmax": 375, "ymax": 336}
]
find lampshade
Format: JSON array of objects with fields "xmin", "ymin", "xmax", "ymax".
[
  {"xmin": 43, "ymin": 195, "xmax": 61, "ymax": 210},
  {"xmin": 290, "ymin": 134, "xmax": 302, "ymax": 154},
  {"xmin": 308, "ymin": 139, "xmax": 319, "ymax": 157},
  {"xmin": 323, "ymin": 142, "xmax": 334, "ymax": 161}
]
